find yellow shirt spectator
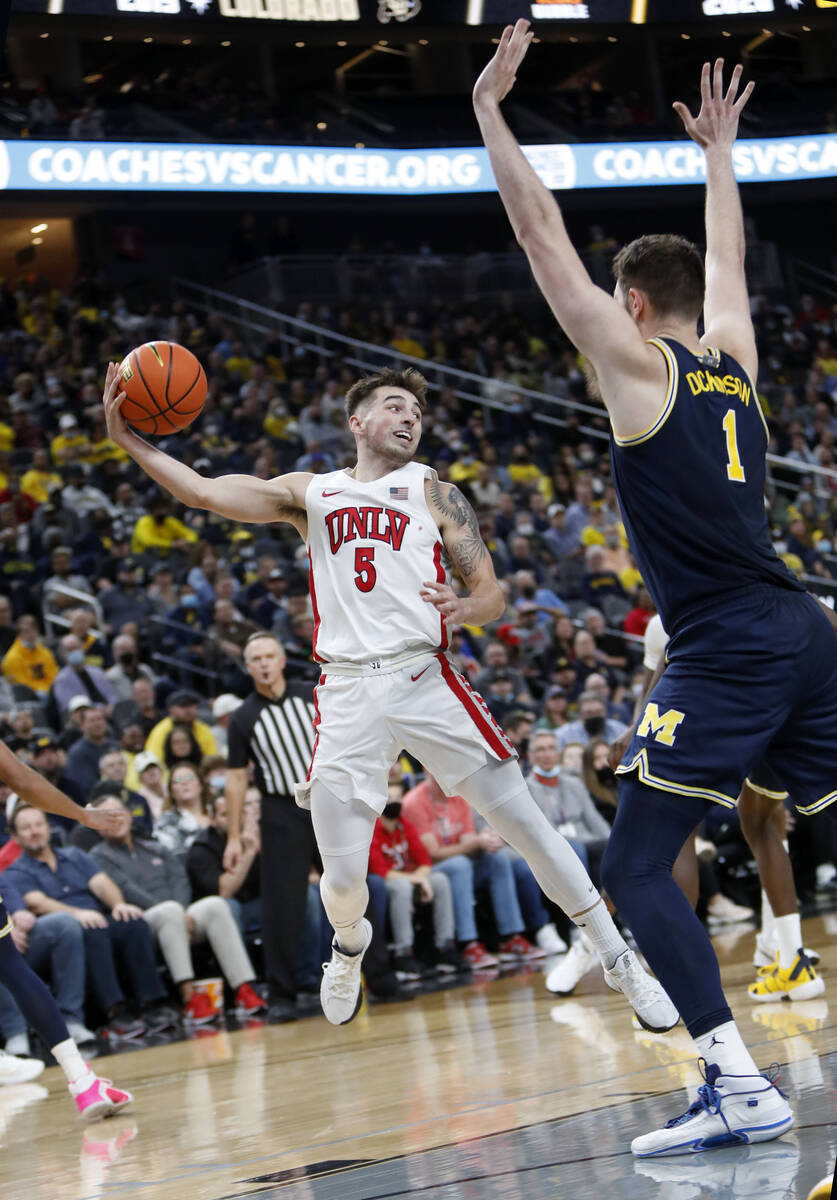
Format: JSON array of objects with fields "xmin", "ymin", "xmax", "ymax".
[
  {"xmin": 145, "ymin": 717, "xmax": 217, "ymax": 763},
  {"xmin": 21, "ymin": 466, "xmax": 62, "ymax": 503},
  {"xmin": 0, "ymin": 422, "xmax": 13, "ymax": 453},
  {"xmin": 50, "ymin": 431, "xmax": 90, "ymax": 466},
  {"xmin": 132, "ymin": 514, "xmax": 198, "ymax": 555},
  {"xmin": 449, "ymin": 456, "xmax": 483, "ymax": 485},
  {"xmin": 225, "ymin": 353, "xmax": 253, "ymax": 381},
  {"xmin": 87, "ymin": 436, "xmax": 130, "ymax": 465},
  {"xmin": 2, "ymin": 636, "xmax": 58, "ymax": 692},
  {"xmin": 390, "ymin": 335, "xmax": 426, "ymax": 359}
]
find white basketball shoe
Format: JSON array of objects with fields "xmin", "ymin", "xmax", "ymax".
[{"xmin": 320, "ymin": 918, "xmax": 372, "ymax": 1026}]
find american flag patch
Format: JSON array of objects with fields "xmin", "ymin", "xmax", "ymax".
[{"xmin": 389, "ymin": 487, "xmax": 409, "ymax": 500}]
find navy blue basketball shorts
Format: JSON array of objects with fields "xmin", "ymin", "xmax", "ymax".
[
  {"xmin": 0, "ymin": 898, "xmax": 11, "ymax": 940},
  {"xmin": 617, "ymin": 588, "xmax": 837, "ymax": 816}
]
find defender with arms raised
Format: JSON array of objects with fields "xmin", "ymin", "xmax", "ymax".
[
  {"xmin": 474, "ymin": 23, "xmax": 836, "ymax": 1157},
  {"xmin": 102, "ymin": 363, "xmax": 677, "ymax": 1035}
]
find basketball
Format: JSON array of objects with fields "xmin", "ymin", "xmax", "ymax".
[
  {"xmin": 117, "ymin": 341, "xmax": 206, "ymax": 435},
  {"xmin": 807, "ymin": 1178, "xmax": 833, "ymax": 1200}
]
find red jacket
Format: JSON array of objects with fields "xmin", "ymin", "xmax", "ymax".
[{"xmin": 369, "ymin": 817, "xmax": 431, "ymax": 878}]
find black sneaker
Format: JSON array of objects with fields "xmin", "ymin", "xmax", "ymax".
[
  {"xmin": 142, "ymin": 1003, "xmax": 182, "ymax": 1033},
  {"xmin": 435, "ymin": 943, "xmax": 468, "ymax": 975},
  {"xmin": 392, "ymin": 954, "xmax": 427, "ymax": 982},
  {"xmin": 267, "ymin": 999, "xmax": 298, "ymax": 1025},
  {"xmin": 101, "ymin": 1005, "xmax": 147, "ymax": 1041}
]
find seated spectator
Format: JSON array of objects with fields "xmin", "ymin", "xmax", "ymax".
[
  {"xmin": 2, "ymin": 707, "xmax": 35, "ymax": 753},
  {"xmin": 5, "ymin": 804, "xmax": 172, "ymax": 1038},
  {"xmin": 89, "ymin": 794, "xmax": 265, "ymax": 1023},
  {"xmin": 533, "ymin": 685, "xmax": 569, "ymax": 733},
  {"xmin": 473, "ymin": 640, "xmax": 526, "ymax": 702},
  {"xmin": 555, "ymin": 692, "xmax": 626, "ymax": 751},
  {"xmin": 99, "ymin": 559, "xmax": 153, "ymax": 632},
  {"xmin": 504, "ymin": 710, "xmax": 535, "ymax": 775},
  {"xmin": 154, "ymin": 764, "xmax": 210, "ymax": 858},
  {"xmin": 580, "ymin": 545, "xmax": 628, "ymax": 609},
  {"xmin": 129, "ymin": 751, "xmax": 167, "ymax": 821},
  {"xmin": 0, "ymin": 596, "xmax": 16, "ymax": 656},
  {"xmin": 59, "ymin": 694, "xmax": 94, "ymax": 751},
  {"xmin": 584, "ymin": 672, "xmax": 627, "ymax": 722},
  {"xmin": 163, "ymin": 723, "xmax": 204, "ymax": 773},
  {"xmin": 526, "ymin": 731, "xmax": 610, "ymax": 886},
  {"xmin": 26, "ymin": 734, "xmax": 86, "ymax": 836},
  {"xmin": 64, "ymin": 705, "xmax": 118, "ymax": 797},
  {"xmin": 66, "ymin": 608, "xmax": 109, "ymax": 670},
  {"xmin": 583, "ymin": 608, "xmax": 630, "ymax": 673},
  {"xmin": 368, "ymin": 793, "xmax": 461, "ymax": 979},
  {"xmin": 570, "ymin": 629, "xmax": 614, "ymax": 693},
  {"xmin": 131, "ymin": 494, "xmax": 198, "ymax": 556},
  {"xmin": 49, "ymin": 633, "xmax": 118, "ymax": 716},
  {"xmin": 42, "ymin": 545, "xmax": 94, "ymax": 618},
  {"xmin": 209, "ymin": 694, "xmax": 242, "ymax": 757},
  {"xmin": 251, "ymin": 567, "xmax": 288, "ymax": 630},
  {"xmin": 116, "ymin": 677, "xmax": 160, "ymax": 739},
  {"xmin": 582, "ymin": 738, "xmax": 619, "ymax": 820},
  {"xmin": 145, "ymin": 690, "xmax": 217, "ymax": 763},
  {"xmin": 0, "ymin": 869, "xmax": 94, "ymax": 1055},
  {"xmin": 104, "ymin": 638, "xmax": 153, "ymax": 700},
  {"xmin": 623, "ymin": 587, "xmax": 656, "ymax": 638},
  {"xmin": 2, "ymin": 615, "xmax": 58, "ymax": 693},
  {"xmin": 95, "ymin": 753, "xmax": 153, "ymax": 836},
  {"xmin": 187, "ymin": 790, "xmax": 261, "ymax": 941},
  {"xmin": 402, "ymin": 772, "xmax": 543, "ymax": 970}
]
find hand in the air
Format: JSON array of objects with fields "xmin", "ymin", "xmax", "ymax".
[
  {"xmin": 673, "ymin": 58, "xmax": 754, "ymax": 151},
  {"xmin": 473, "ymin": 19, "xmax": 534, "ymax": 110},
  {"xmin": 102, "ymin": 361, "xmax": 130, "ymax": 443}
]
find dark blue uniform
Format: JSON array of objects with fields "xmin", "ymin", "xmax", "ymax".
[{"xmin": 612, "ymin": 336, "xmax": 837, "ymax": 814}]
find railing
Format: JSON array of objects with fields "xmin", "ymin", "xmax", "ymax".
[
  {"xmin": 172, "ymin": 276, "xmax": 837, "ymax": 500},
  {"xmin": 42, "ymin": 583, "xmax": 104, "ymax": 639},
  {"xmin": 786, "ymin": 257, "xmax": 837, "ymax": 306}
]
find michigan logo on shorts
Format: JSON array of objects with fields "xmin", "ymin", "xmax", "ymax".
[{"xmin": 637, "ymin": 703, "xmax": 686, "ymax": 747}]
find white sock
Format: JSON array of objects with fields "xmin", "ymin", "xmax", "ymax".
[
  {"xmin": 51, "ymin": 1038, "xmax": 95, "ymax": 1088},
  {"xmin": 774, "ymin": 913, "xmax": 802, "ymax": 969},
  {"xmin": 760, "ymin": 890, "xmax": 776, "ymax": 941},
  {"xmin": 573, "ymin": 898, "xmax": 626, "ymax": 971},
  {"xmin": 694, "ymin": 1021, "xmax": 759, "ymax": 1083},
  {"xmin": 335, "ymin": 920, "xmax": 368, "ymax": 956}
]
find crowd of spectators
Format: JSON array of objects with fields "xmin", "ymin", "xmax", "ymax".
[{"xmin": 0, "ymin": 271, "xmax": 834, "ymax": 1057}]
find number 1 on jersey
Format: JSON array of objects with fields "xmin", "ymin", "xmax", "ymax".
[
  {"xmin": 722, "ymin": 409, "xmax": 746, "ymax": 483},
  {"xmin": 354, "ymin": 547, "xmax": 376, "ymax": 592}
]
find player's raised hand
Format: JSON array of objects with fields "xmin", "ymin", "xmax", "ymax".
[
  {"xmin": 102, "ymin": 361, "xmax": 130, "ymax": 443},
  {"xmin": 673, "ymin": 59, "xmax": 754, "ymax": 151},
  {"xmin": 473, "ymin": 19, "xmax": 534, "ymax": 110}
]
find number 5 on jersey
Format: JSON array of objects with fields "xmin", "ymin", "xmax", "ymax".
[{"xmin": 354, "ymin": 547, "xmax": 376, "ymax": 592}]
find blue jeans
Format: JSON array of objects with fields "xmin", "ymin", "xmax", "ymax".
[
  {"xmin": 510, "ymin": 857, "xmax": 550, "ymax": 931},
  {"xmin": 0, "ymin": 913, "xmax": 87, "ymax": 1038},
  {"xmin": 227, "ymin": 897, "xmax": 262, "ymax": 940},
  {"xmin": 432, "ymin": 850, "xmax": 524, "ymax": 943}
]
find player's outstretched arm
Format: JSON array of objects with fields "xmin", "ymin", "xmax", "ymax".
[
  {"xmin": 102, "ymin": 362, "xmax": 309, "ymax": 525},
  {"xmin": 423, "ymin": 480, "xmax": 505, "ymax": 626},
  {"xmin": 674, "ymin": 59, "xmax": 757, "ymax": 380},
  {"xmin": 472, "ymin": 21, "xmax": 657, "ymax": 427},
  {"xmin": 0, "ymin": 739, "xmax": 123, "ymax": 836}
]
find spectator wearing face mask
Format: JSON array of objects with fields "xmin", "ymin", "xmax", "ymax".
[
  {"xmin": 49, "ymin": 634, "xmax": 118, "ymax": 716},
  {"xmin": 582, "ymin": 738, "xmax": 619, "ymax": 820},
  {"xmin": 104, "ymin": 634, "xmax": 155, "ymax": 703},
  {"xmin": 555, "ymin": 692, "xmax": 626, "ymax": 751}
]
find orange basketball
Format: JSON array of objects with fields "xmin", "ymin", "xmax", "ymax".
[{"xmin": 117, "ymin": 341, "xmax": 206, "ymax": 435}]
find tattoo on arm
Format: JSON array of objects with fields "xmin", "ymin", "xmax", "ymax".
[{"xmin": 430, "ymin": 481, "xmax": 487, "ymax": 578}]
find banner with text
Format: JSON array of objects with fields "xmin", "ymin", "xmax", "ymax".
[{"xmin": 1, "ymin": 134, "xmax": 835, "ymax": 193}]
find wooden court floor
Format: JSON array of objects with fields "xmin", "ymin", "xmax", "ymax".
[{"xmin": 3, "ymin": 914, "xmax": 837, "ymax": 1200}]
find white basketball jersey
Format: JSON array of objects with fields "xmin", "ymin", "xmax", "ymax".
[{"xmin": 305, "ymin": 461, "xmax": 451, "ymax": 665}]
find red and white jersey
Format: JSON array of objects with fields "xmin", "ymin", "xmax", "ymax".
[{"xmin": 305, "ymin": 461, "xmax": 450, "ymax": 665}]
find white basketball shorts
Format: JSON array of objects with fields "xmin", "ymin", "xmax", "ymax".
[{"xmin": 295, "ymin": 652, "xmax": 515, "ymax": 814}]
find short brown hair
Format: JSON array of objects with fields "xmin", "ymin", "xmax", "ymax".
[
  {"xmin": 344, "ymin": 367, "xmax": 428, "ymax": 420},
  {"xmin": 612, "ymin": 234, "xmax": 704, "ymax": 321}
]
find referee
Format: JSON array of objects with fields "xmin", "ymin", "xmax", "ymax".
[{"xmin": 223, "ymin": 632, "xmax": 399, "ymax": 1023}]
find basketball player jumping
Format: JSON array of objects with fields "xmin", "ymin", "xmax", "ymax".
[
  {"xmin": 474, "ymin": 23, "xmax": 837, "ymax": 1156},
  {"xmin": 0, "ymin": 739, "xmax": 133, "ymax": 1121},
  {"xmin": 101, "ymin": 369, "xmax": 678, "ymax": 1037}
]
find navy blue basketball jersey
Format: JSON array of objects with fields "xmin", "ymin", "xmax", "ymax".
[{"xmin": 610, "ymin": 337, "xmax": 803, "ymax": 636}]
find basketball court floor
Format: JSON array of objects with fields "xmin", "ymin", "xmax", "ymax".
[{"xmin": 4, "ymin": 914, "xmax": 837, "ymax": 1200}]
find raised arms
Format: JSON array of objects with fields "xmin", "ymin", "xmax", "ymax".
[
  {"xmin": 472, "ymin": 22, "xmax": 663, "ymax": 439},
  {"xmin": 673, "ymin": 60, "xmax": 757, "ymax": 381},
  {"xmin": 422, "ymin": 479, "xmax": 504, "ymax": 626},
  {"xmin": 102, "ymin": 363, "xmax": 309, "ymax": 529}
]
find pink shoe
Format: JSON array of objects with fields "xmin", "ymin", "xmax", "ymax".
[{"xmin": 72, "ymin": 1075, "xmax": 134, "ymax": 1123}]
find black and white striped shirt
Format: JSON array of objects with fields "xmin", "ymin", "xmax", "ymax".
[{"xmin": 226, "ymin": 682, "xmax": 316, "ymax": 799}]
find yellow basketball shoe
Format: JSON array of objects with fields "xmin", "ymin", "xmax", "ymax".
[{"xmin": 748, "ymin": 950, "xmax": 825, "ymax": 1003}]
